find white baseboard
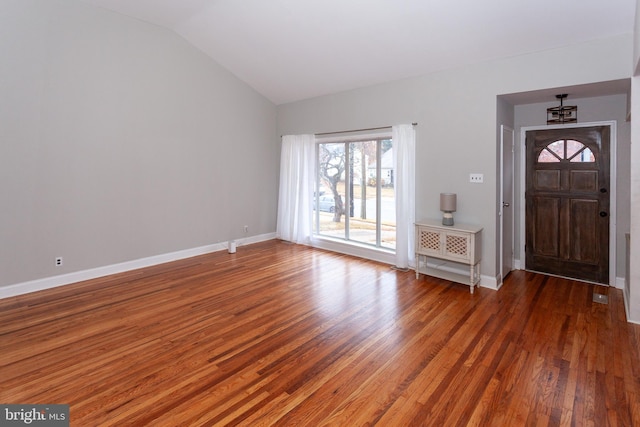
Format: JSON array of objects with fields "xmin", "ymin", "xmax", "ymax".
[
  {"xmin": 5, "ymin": 237, "xmax": 616, "ymax": 304},
  {"xmin": 480, "ymin": 275, "xmax": 500, "ymax": 291},
  {"xmin": 0, "ymin": 233, "xmax": 276, "ymax": 300}
]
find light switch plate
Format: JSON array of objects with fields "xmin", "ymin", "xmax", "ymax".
[{"xmin": 469, "ymin": 173, "xmax": 484, "ymax": 183}]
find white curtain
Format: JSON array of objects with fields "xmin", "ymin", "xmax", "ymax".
[
  {"xmin": 393, "ymin": 124, "xmax": 416, "ymax": 270},
  {"xmin": 276, "ymin": 134, "xmax": 316, "ymax": 244}
]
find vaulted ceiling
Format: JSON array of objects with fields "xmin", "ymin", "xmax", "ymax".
[{"xmin": 80, "ymin": 0, "xmax": 636, "ymax": 105}]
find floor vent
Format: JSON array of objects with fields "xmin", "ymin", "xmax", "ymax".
[{"xmin": 593, "ymin": 293, "xmax": 609, "ymax": 304}]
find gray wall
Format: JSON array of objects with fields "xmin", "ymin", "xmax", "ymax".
[
  {"xmin": 277, "ymin": 34, "xmax": 633, "ymax": 284},
  {"xmin": 0, "ymin": 0, "xmax": 278, "ymax": 288}
]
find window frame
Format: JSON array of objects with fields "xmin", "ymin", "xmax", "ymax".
[
  {"xmin": 537, "ymin": 139, "xmax": 596, "ymax": 163},
  {"xmin": 313, "ymin": 131, "xmax": 395, "ymax": 253}
]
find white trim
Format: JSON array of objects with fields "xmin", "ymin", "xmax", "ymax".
[
  {"xmin": 513, "ymin": 259, "xmax": 523, "ymax": 270},
  {"xmin": 519, "ymin": 121, "xmax": 617, "ymax": 286},
  {"xmin": 622, "ymin": 287, "xmax": 639, "ymax": 325},
  {"xmin": 0, "ymin": 233, "xmax": 276, "ymax": 300},
  {"xmin": 479, "ymin": 274, "xmax": 500, "ymax": 291},
  {"xmin": 310, "ymin": 236, "xmax": 397, "ymax": 266},
  {"xmin": 499, "ymin": 125, "xmax": 515, "ymax": 287}
]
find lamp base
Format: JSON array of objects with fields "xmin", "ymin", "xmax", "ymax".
[{"xmin": 442, "ymin": 212, "xmax": 454, "ymax": 226}]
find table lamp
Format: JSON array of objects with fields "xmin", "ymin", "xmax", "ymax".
[{"xmin": 440, "ymin": 193, "xmax": 457, "ymax": 226}]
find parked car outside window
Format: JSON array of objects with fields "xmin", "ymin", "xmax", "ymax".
[{"xmin": 315, "ymin": 195, "xmax": 335, "ymax": 213}]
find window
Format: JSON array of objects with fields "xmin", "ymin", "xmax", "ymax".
[
  {"xmin": 314, "ymin": 138, "xmax": 395, "ymax": 250},
  {"xmin": 537, "ymin": 139, "xmax": 595, "ymax": 163}
]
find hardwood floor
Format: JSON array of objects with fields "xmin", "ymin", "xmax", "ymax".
[{"xmin": 1, "ymin": 240, "xmax": 639, "ymax": 426}]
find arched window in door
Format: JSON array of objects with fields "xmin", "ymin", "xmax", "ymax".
[{"xmin": 537, "ymin": 139, "xmax": 595, "ymax": 163}]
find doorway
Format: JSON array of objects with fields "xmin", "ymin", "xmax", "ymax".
[{"xmin": 524, "ymin": 125, "xmax": 612, "ymax": 284}]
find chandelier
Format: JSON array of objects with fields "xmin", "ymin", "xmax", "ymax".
[{"xmin": 547, "ymin": 94, "xmax": 577, "ymax": 124}]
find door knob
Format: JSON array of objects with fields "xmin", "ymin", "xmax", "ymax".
[
  {"xmin": 503, "ymin": 202, "xmax": 510, "ymax": 207},
  {"xmin": 599, "ymin": 211, "xmax": 608, "ymax": 217}
]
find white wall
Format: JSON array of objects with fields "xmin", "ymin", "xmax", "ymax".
[
  {"xmin": 0, "ymin": 0, "xmax": 278, "ymax": 290},
  {"xmin": 635, "ymin": 0, "xmax": 640, "ymax": 74},
  {"xmin": 277, "ymin": 34, "xmax": 633, "ymax": 288}
]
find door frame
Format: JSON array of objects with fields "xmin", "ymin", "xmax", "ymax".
[
  {"xmin": 518, "ymin": 121, "xmax": 617, "ymax": 285},
  {"xmin": 499, "ymin": 125, "xmax": 515, "ymax": 287}
]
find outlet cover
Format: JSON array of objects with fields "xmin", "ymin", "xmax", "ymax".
[{"xmin": 55, "ymin": 257, "xmax": 63, "ymax": 267}]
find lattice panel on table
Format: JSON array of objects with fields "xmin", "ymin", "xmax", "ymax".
[
  {"xmin": 445, "ymin": 235, "xmax": 468, "ymax": 256},
  {"xmin": 419, "ymin": 230, "xmax": 440, "ymax": 251}
]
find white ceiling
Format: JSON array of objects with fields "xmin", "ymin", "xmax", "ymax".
[{"xmin": 80, "ymin": 0, "xmax": 636, "ymax": 105}]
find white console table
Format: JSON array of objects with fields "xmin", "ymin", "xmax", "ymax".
[{"xmin": 415, "ymin": 219, "xmax": 483, "ymax": 293}]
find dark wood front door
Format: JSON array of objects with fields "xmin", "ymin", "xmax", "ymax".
[{"xmin": 525, "ymin": 126, "xmax": 610, "ymax": 284}]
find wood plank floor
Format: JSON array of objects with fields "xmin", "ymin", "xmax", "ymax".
[{"xmin": 1, "ymin": 240, "xmax": 639, "ymax": 426}]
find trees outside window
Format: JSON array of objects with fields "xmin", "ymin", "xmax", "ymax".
[{"xmin": 315, "ymin": 138, "xmax": 395, "ymax": 250}]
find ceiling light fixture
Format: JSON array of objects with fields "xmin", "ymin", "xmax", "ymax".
[{"xmin": 547, "ymin": 94, "xmax": 577, "ymax": 125}]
